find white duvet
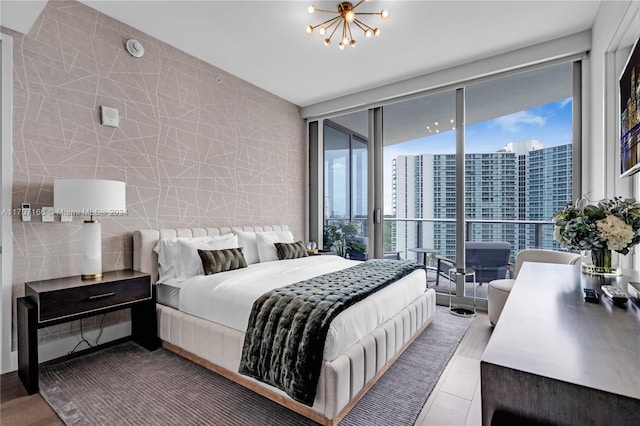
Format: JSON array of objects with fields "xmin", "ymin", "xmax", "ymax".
[{"xmin": 178, "ymin": 255, "xmax": 426, "ymax": 361}]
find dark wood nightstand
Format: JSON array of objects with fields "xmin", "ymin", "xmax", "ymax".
[{"xmin": 17, "ymin": 270, "xmax": 158, "ymax": 395}]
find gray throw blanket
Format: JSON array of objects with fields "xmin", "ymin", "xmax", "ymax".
[{"xmin": 238, "ymin": 259, "xmax": 424, "ymax": 405}]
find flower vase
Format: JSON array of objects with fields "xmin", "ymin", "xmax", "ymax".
[{"xmin": 581, "ymin": 248, "xmax": 621, "ymax": 276}]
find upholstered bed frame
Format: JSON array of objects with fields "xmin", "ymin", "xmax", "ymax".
[{"xmin": 133, "ymin": 225, "xmax": 436, "ymax": 425}]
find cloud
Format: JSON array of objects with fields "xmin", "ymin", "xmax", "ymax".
[
  {"xmin": 493, "ymin": 111, "xmax": 547, "ymax": 132},
  {"xmin": 558, "ymin": 97, "xmax": 572, "ymax": 108}
]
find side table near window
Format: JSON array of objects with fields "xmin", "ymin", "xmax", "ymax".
[
  {"xmin": 409, "ymin": 247, "xmax": 439, "ymax": 268},
  {"xmin": 17, "ymin": 270, "xmax": 158, "ymax": 394}
]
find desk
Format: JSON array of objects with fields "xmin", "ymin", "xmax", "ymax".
[
  {"xmin": 408, "ymin": 248, "xmax": 439, "ymax": 267},
  {"xmin": 481, "ymin": 263, "xmax": 640, "ymax": 425}
]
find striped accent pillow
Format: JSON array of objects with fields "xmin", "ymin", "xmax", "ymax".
[
  {"xmin": 197, "ymin": 248, "xmax": 247, "ymax": 275},
  {"xmin": 275, "ymin": 241, "xmax": 309, "ymax": 260}
]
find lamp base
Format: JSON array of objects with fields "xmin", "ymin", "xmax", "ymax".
[
  {"xmin": 81, "ymin": 273, "xmax": 103, "ymax": 280},
  {"xmin": 82, "ymin": 220, "xmax": 103, "ymax": 280}
]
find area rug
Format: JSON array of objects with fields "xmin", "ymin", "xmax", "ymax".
[{"xmin": 39, "ymin": 306, "xmax": 471, "ymax": 425}]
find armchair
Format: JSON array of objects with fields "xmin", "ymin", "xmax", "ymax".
[{"xmin": 435, "ymin": 241, "xmax": 511, "ymax": 286}]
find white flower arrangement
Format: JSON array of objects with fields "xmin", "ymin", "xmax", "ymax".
[
  {"xmin": 553, "ymin": 196, "xmax": 640, "ymax": 255},
  {"xmin": 596, "ymin": 215, "xmax": 634, "ymax": 251}
]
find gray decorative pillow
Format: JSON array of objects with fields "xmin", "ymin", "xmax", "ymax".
[
  {"xmin": 275, "ymin": 241, "xmax": 309, "ymax": 260},
  {"xmin": 197, "ymin": 248, "xmax": 247, "ymax": 275}
]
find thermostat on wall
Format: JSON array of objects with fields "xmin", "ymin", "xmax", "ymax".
[
  {"xmin": 21, "ymin": 203, "xmax": 31, "ymax": 222},
  {"xmin": 101, "ymin": 106, "xmax": 119, "ymax": 127}
]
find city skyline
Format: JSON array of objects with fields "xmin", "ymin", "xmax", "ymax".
[
  {"xmin": 392, "ymin": 141, "xmax": 573, "ymax": 261},
  {"xmin": 383, "ymin": 97, "xmax": 572, "ymax": 213}
]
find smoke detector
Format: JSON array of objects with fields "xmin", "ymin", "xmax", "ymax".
[{"xmin": 125, "ymin": 39, "xmax": 144, "ymax": 58}]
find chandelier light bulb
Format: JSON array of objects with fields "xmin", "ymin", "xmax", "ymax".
[
  {"xmin": 345, "ymin": 10, "xmax": 355, "ymax": 23},
  {"xmin": 435, "ymin": 121, "xmax": 439, "ymax": 126},
  {"xmin": 450, "ymin": 119, "xmax": 454, "ymax": 123},
  {"xmin": 306, "ymin": 2, "xmax": 389, "ymax": 50}
]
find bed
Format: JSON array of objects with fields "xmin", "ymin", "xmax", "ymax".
[{"xmin": 133, "ymin": 225, "xmax": 436, "ymax": 425}]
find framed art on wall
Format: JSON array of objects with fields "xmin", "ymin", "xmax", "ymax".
[{"xmin": 620, "ymin": 35, "xmax": 640, "ymax": 177}]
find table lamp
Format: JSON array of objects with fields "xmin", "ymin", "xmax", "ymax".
[{"xmin": 54, "ymin": 179, "xmax": 126, "ymax": 280}]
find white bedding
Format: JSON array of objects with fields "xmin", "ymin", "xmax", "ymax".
[
  {"xmin": 178, "ymin": 255, "xmax": 426, "ymax": 361},
  {"xmin": 156, "ymin": 278, "xmax": 182, "ymax": 309}
]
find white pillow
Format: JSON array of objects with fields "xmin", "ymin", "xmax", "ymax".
[
  {"xmin": 256, "ymin": 231, "xmax": 295, "ymax": 263},
  {"xmin": 176, "ymin": 234, "xmax": 239, "ymax": 281},
  {"xmin": 235, "ymin": 231, "xmax": 260, "ymax": 265},
  {"xmin": 154, "ymin": 236, "xmax": 216, "ymax": 283}
]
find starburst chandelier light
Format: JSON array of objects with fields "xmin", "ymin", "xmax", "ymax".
[{"xmin": 306, "ymin": 1, "xmax": 389, "ymax": 50}]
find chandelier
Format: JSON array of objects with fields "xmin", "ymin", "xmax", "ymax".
[{"xmin": 306, "ymin": 1, "xmax": 389, "ymax": 50}]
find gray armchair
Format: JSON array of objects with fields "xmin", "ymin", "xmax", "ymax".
[{"xmin": 435, "ymin": 241, "xmax": 512, "ymax": 286}]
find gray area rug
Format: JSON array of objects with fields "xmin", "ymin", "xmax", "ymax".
[{"xmin": 40, "ymin": 306, "xmax": 471, "ymax": 425}]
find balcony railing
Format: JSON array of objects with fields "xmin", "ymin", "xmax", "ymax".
[
  {"xmin": 386, "ymin": 217, "xmax": 557, "ymax": 263},
  {"xmin": 323, "ymin": 217, "xmax": 558, "ymax": 265}
]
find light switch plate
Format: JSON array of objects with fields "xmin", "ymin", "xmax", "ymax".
[
  {"xmin": 60, "ymin": 211, "xmax": 72, "ymax": 222},
  {"xmin": 101, "ymin": 106, "xmax": 119, "ymax": 127},
  {"xmin": 41, "ymin": 206, "xmax": 54, "ymax": 222}
]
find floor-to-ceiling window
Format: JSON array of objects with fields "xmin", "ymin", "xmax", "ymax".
[
  {"xmin": 382, "ymin": 89, "xmax": 457, "ymax": 266},
  {"xmin": 465, "ymin": 63, "xmax": 575, "ymax": 261},
  {"xmin": 312, "ymin": 61, "xmax": 579, "ymax": 309},
  {"xmin": 323, "ymin": 119, "xmax": 368, "ymax": 257}
]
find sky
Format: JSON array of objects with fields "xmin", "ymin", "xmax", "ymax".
[{"xmin": 382, "ymin": 97, "xmax": 573, "ymax": 213}]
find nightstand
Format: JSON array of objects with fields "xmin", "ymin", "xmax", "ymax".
[{"xmin": 17, "ymin": 270, "xmax": 158, "ymax": 395}]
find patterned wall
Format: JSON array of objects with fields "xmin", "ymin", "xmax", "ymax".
[{"xmin": 5, "ymin": 1, "xmax": 305, "ymax": 345}]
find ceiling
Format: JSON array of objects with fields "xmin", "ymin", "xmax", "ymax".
[{"xmin": 2, "ymin": 1, "xmax": 601, "ymax": 108}]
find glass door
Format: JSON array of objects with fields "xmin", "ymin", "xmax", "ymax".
[
  {"xmin": 323, "ymin": 114, "xmax": 368, "ymax": 258},
  {"xmin": 465, "ymin": 63, "xmax": 574, "ymax": 302},
  {"xmin": 382, "ymin": 89, "xmax": 457, "ymax": 295}
]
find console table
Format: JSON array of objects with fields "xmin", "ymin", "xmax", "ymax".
[
  {"xmin": 17, "ymin": 270, "xmax": 158, "ymax": 394},
  {"xmin": 481, "ymin": 263, "xmax": 640, "ymax": 425}
]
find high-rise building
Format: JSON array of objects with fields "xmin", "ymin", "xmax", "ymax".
[{"xmin": 392, "ymin": 140, "xmax": 572, "ymax": 261}]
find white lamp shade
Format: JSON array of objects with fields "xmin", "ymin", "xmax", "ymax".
[
  {"xmin": 54, "ymin": 179, "xmax": 126, "ymax": 279},
  {"xmin": 54, "ymin": 179, "xmax": 126, "ymax": 216}
]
